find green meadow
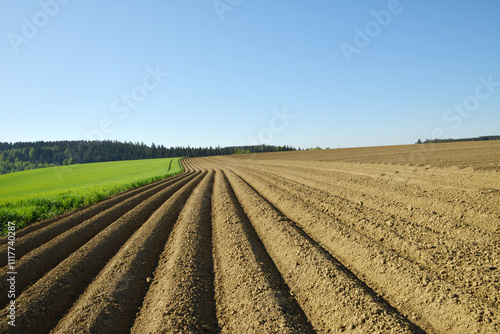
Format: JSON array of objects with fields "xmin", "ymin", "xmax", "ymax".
[{"xmin": 0, "ymin": 158, "xmax": 183, "ymax": 234}]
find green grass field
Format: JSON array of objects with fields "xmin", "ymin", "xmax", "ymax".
[{"xmin": 0, "ymin": 158, "xmax": 183, "ymax": 234}]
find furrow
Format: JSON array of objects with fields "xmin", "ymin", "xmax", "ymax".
[
  {"xmin": 224, "ymin": 169, "xmax": 418, "ymax": 333},
  {"xmin": 131, "ymin": 170, "xmax": 217, "ymax": 333},
  {"xmin": 229, "ymin": 166, "xmax": 499, "ymax": 333},
  {"xmin": 0, "ymin": 171, "xmax": 196, "ymax": 309},
  {"xmin": 52, "ymin": 171, "xmax": 205, "ymax": 333},
  {"xmin": 0, "ymin": 171, "xmax": 198, "ymax": 334},
  {"xmin": 211, "ymin": 170, "xmax": 314, "ymax": 333},
  {"xmin": 181, "ymin": 158, "xmax": 196, "ymax": 173}
]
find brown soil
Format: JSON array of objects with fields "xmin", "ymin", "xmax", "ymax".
[
  {"xmin": 0, "ymin": 142, "xmax": 498, "ymax": 333},
  {"xmin": 211, "ymin": 170, "xmax": 314, "ymax": 333},
  {"xmin": 229, "ymin": 140, "xmax": 500, "ymax": 171}
]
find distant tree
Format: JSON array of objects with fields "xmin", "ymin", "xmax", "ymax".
[
  {"xmin": 418, "ymin": 135, "xmax": 499, "ymax": 144},
  {"xmin": 416, "ymin": 139, "xmax": 422, "ymax": 144},
  {"xmin": 29, "ymin": 147, "xmax": 38, "ymax": 162}
]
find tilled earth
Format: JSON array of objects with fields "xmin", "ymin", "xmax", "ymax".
[{"xmin": 1, "ymin": 142, "xmax": 499, "ymax": 333}]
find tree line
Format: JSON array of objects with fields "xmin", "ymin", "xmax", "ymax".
[
  {"xmin": 416, "ymin": 135, "xmax": 500, "ymax": 144},
  {"xmin": 0, "ymin": 140, "xmax": 297, "ymax": 174}
]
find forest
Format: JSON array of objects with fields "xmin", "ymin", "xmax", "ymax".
[
  {"xmin": 0, "ymin": 140, "xmax": 297, "ymax": 174},
  {"xmin": 416, "ymin": 135, "xmax": 500, "ymax": 144}
]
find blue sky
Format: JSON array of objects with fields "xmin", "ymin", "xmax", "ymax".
[{"xmin": 1, "ymin": 1, "xmax": 499, "ymax": 149}]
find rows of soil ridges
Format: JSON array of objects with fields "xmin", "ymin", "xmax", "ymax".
[
  {"xmin": 229, "ymin": 140, "xmax": 500, "ymax": 171},
  {"xmin": 1, "ymin": 142, "xmax": 498, "ymax": 333}
]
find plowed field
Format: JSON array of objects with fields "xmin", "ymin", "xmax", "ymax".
[{"xmin": 1, "ymin": 141, "xmax": 499, "ymax": 333}]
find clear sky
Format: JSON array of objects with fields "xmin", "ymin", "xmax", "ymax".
[{"xmin": 1, "ymin": 1, "xmax": 499, "ymax": 149}]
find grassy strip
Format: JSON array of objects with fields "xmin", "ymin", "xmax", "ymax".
[{"xmin": 0, "ymin": 158, "xmax": 183, "ymax": 234}]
